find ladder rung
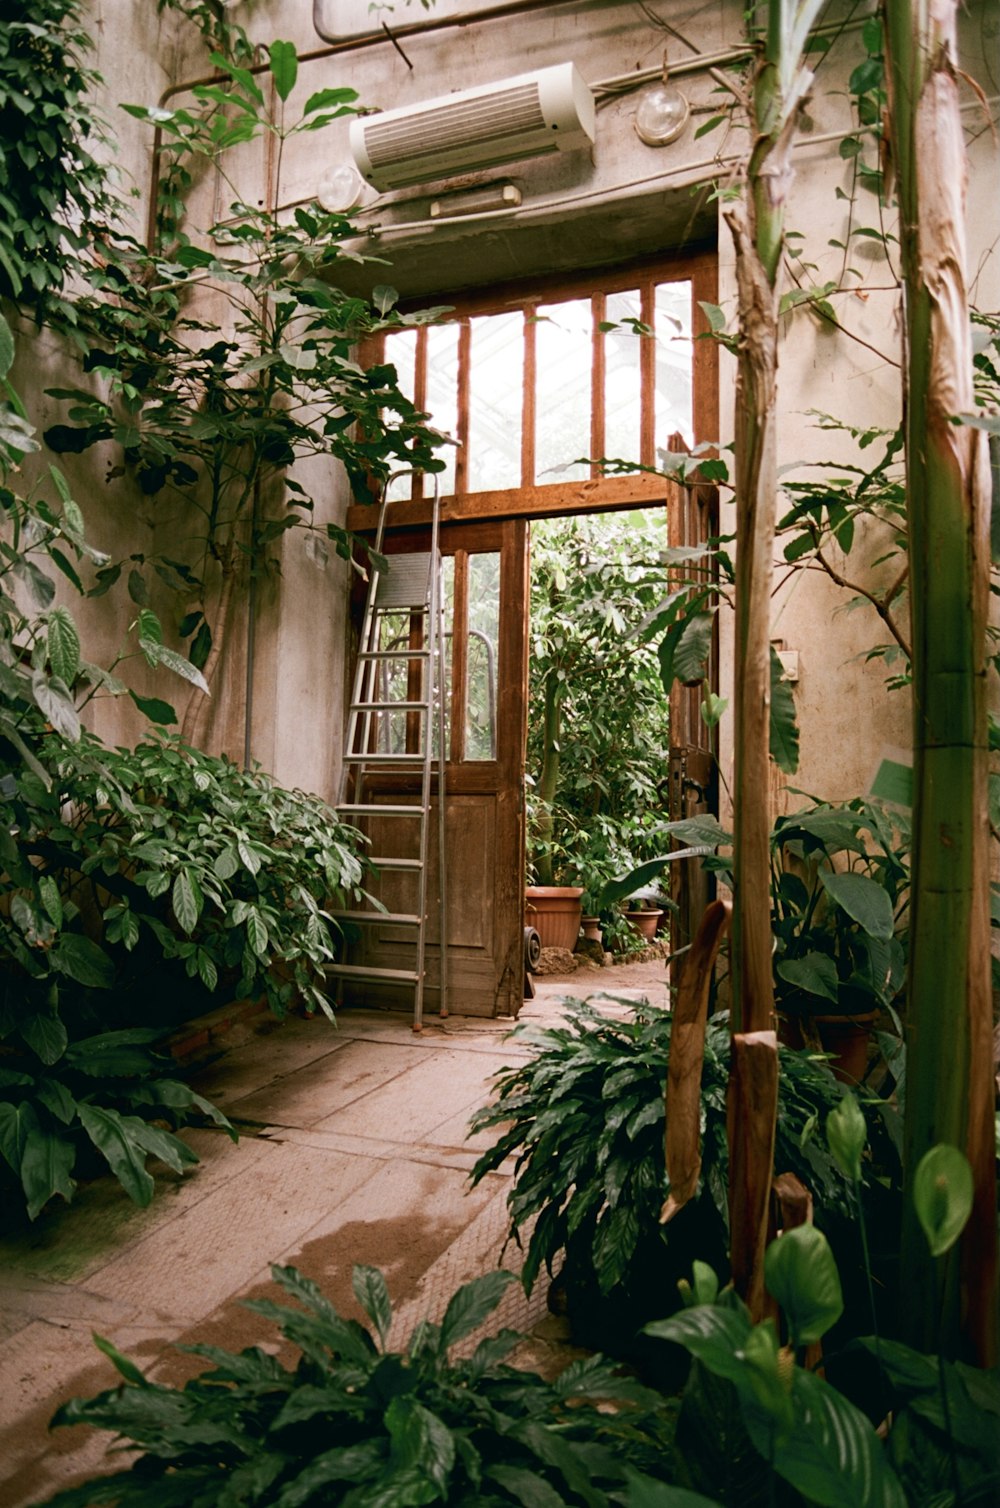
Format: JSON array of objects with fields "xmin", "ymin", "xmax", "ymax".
[
  {"xmin": 326, "ymin": 964, "xmax": 420, "ymax": 983},
  {"xmin": 342, "ymin": 753, "xmax": 428, "ymax": 765},
  {"xmin": 358, "ymin": 649, "xmax": 430, "ymax": 661},
  {"xmin": 331, "ymin": 911, "xmax": 421, "ymax": 925},
  {"xmin": 350, "ymin": 700, "xmax": 429, "ymax": 713},
  {"xmin": 337, "ymin": 804, "xmax": 421, "ymax": 817},
  {"xmin": 370, "ymin": 857, "xmax": 423, "ymax": 870}
]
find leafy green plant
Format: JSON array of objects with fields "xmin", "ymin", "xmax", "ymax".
[
  {"xmin": 0, "ymin": 1028, "xmax": 234, "ymax": 1224},
  {"xmin": 0, "ymin": 1, "xmax": 117, "ymax": 313},
  {"xmin": 526, "ymin": 514, "xmax": 673, "ymax": 896},
  {"xmin": 470, "ymin": 998, "xmax": 899, "ymax": 1359},
  {"xmin": 37, "ymin": 1263, "xmax": 682, "ymax": 1508},
  {"xmin": 646, "ymin": 1227, "xmax": 909, "ymax": 1508},
  {"xmin": 44, "ymin": 37, "xmax": 449, "ymax": 744}
]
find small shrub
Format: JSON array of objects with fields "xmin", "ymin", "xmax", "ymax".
[
  {"xmin": 37, "ymin": 1264, "xmax": 682, "ymax": 1507},
  {"xmin": 470, "ymin": 998, "xmax": 902, "ymax": 1360}
]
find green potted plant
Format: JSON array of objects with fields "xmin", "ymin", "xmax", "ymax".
[{"xmin": 525, "ymin": 516, "xmax": 672, "ymax": 950}]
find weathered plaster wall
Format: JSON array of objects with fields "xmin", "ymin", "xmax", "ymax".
[{"xmin": 16, "ymin": 0, "xmax": 1000, "ymax": 815}]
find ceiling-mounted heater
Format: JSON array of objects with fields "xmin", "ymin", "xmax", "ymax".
[{"xmin": 349, "ymin": 62, "xmax": 595, "ymax": 193}]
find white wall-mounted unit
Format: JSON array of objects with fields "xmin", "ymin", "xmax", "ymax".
[{"xmin": 349, "ymin": 63, "xmax": 595, "ymax": 192}]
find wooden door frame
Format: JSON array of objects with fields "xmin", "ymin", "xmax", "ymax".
[{"xmin": 346, "ymin": 248, "xmax": 719, "ymax": 1008}]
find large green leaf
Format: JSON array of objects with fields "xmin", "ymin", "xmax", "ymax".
[
  {"xmin": 747, "ymin": 1367, "xmax": 907, "ymax": 1508},
  {"xmin": 270, "ymin": 1444, "xmax": 383, "ymax": 1507},
  {"xmin": 826, "ymin": 1091, "xmax": 867, "ymax": 1181},
  {"xmin": 674, "ymin": 613, "xmax": 715, "ymax": 685},
  {"xmin": 438, "ymin": 1270, "xmax": 515, "ymax": 1352},
  {"xmin": 269, "ymin": 40, "xmax": 298, "ymax": 102},
  {"xmin": 645, "ymin": 1305, "xmax": 753, "ymax": 1383},
  {"xmin": 818, "ymin": 870, "xmax": 894, "ymax": 941},
  {"xmin": 764, "ymin": 1225, "xmax": 843, "ymax": 1345},
  {"xmin": 20, "ymin": 1125, "xmax": 77, "ymax": 1219},
  {"xmin": 32, "ymin": 670, "xmax": 80, "ymax": 739},
  {"xmin": 352, "ymin": 1265, "xmax": 392, "ymax": 1349},
  {"xmin": 77, "ymin": 1104, "xmax": 155, "ymax": 1206},
  {"xmin": 172, "ymin": 869, "xmax": 202, "ymax": 935},
  {"xmin": 138, "ymin": 638, "xmax": 209, "ymax": 693},
  {"xmin": 385, "ymin": 1395, "xmax": 455, "ymax": 1492},
  {"xmin": 0, "ymin": 1099, "xmax": 39, "ymax": 1175},
  {"xmin": 20, "ymin": 1004, "xmax": 69, "ymax": 1065},
  {"xmin": 599, "ymin": 847, "xmax": 714, "ymax": 908},
  {"xmin": 486, "ymin": 1464, "xmax": 567, "ymax": 1507},
  {"xmin": 769, "ymin": 647, "xmax": 800, "ymax": 774},
  {"xmin": 64, "ymin": 1029, "xmax": 163, "ymax": 1077},
  {"xmin": 624, "ymin": 1472, "xmax": 725, "ymax": 1508},
  {"xmin": 51, "ymin": 933, "xmax": 116, "ymax": 989},
  {"xmin": 913, "ymin": 1143, "xmax": 973, "ymax": 1256},
  {"xmin": 0, "ymin": 310, "xmax": 14, "ymax": 378},
  {"xmin": 775, "ymin": 951, "xmax": 839, "ymax": 1003},
  {"xmin": 47, "ymin": 606, "xmax": 81, "ymax": 685},
  {"xmin": 124, "ymin": 1120, "xmax": 199, "ymax": 1177}
]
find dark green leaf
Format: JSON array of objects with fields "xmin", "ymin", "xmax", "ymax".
[
  {"xmin": 819, "ymin": 870, "xmax": 894, "ymax": 941},
  {"xmin": 128, "ymin": 690, "xmax": 178, "ymax": 726},
  {"xmin": 269, "ymin": 40, "xmax": 298, "ymax": 102},
  {"xmin": 47, "ymin": 606, "xmax": 81, "ymax": 685},
  {"xmin": 439, "ymin": 1270, "xmax": 515, "ymax": 1351},
  {"xmin": 20, "ymin": 1005, "xmax": 68, "ymax": 1065},
  {"xmin": 0, "ymin": 1100, "xmax": 39, "ymax": 1175},
  {"xmin": 51, "ymin": 933, "xmax": 115, "ymax": 989},
  {"xmin": 77, "ymin": 1104, "xmax": 154, "ymax": 1206},
  {"xmin": 21, "ymin": 1126, "xmax": 76, "ymax": 1219},
  {"xmin": 776, "ymin": 951, "xmax": 839, "ymax": 1003},
  {"xmin": 913, "ymin": 1144, "xmax": 974, "ymax": 1257},
  {"xmin": 764, "ymin": 1225, "xmax": 843, "ymax": 1346},
  {"xmin": 769, "ymin": 647, "xmax": 799, "ymax": 774},
  {"xmin": 352, "ymin": 1265, "xmax": 392, "ymax": 1348}
]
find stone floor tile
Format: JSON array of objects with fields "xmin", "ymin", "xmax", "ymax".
[{"xmin": 225, "ymin": 1035, "xmax": 421, "ymax": 1126}]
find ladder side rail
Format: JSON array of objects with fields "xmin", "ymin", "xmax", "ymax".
[{"xmin": 435, "ymin": 481, "xmax": 449, "ymax": 1020}]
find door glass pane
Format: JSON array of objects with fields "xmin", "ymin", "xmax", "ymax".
[
  {"xmin": 382, "ymin": 330, "xmax": 417, "ymax": 502},
  {"xmin": 603, "ymin": 288, "xmax": 643, "ymax": 468},
  {"xmin": 534, "ymin": 298, "xmax": 591, "ymax": 484},
  {"xmin": 654, "ymin": 280, "xmax": 694, "ymax": 453},
  {"xmin": 425, "ymin": 322, "xmax": 460, "ymax": 496},
  {"xmin": 372, "ymin": 607, "xmax": 421, "ymax": 754},
  {"xmin": 465, "ymin": 551, "xmax": 500, "ymax": 760},
  {"xmin": 432, "ymin": 555, "xmax": 454, "ymax": 759},
  {"xmin": 468, "ymin": 312, "xmax": 523, "ymax": 491}
]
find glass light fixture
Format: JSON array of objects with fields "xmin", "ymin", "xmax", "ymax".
[
  {"xmin": 633, "ymin": 80, "xmax": 690, "ymax": 147},
  {"xmin": 316, "ymin": 163, "xmax": 364, "ymax": 213}
]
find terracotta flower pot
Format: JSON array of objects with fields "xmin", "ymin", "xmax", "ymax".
[
  {"xmin": 625, "ymin": 908, "xmax": 663, "ymax": 943},
  {"xmin": 525, "ymin": 886, "xmax": 584, "ymax": 952},
  {"xmin": 581, "ymin": 915, "xmax": 603, "ymax": 944},
  {"xmin": 780, "ymin": 1009, "xmax": 878, "ymax": 1085}
]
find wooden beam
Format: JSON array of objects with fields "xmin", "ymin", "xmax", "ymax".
[{"xmin": 347, "ymin": 472, "xmax": 669, "ymax": 533}]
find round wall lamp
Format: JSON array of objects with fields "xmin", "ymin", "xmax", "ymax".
[
  {"xmin": 316, "ymin": 163, "xmax": 365, "ymax": 213},
  {"xmin": 633, "ymin": 80, "xmax": 690, "ymax": 147}
]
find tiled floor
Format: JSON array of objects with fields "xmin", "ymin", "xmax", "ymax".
[{"xmin": 0, "ymin": 958, "xmax": 670, "ymax": 1507}]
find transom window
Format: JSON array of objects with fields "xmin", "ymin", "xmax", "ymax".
[{"xmin": 364, "ymin": 263, "xmax": 702, "ymax": 508}]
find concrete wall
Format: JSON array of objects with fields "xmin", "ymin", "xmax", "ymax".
[{"xmin": 15, "ymin": 0, "xmax": 1000, "ymax": 812}]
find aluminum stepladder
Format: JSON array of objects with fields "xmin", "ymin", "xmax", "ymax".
[{"xmin": 327, "ymin": 479, "xmax": 448, "ymax": 1033}]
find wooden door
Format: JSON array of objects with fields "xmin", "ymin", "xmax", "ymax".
[{"xmin": 347, "ymin": 517, "xmax": 528, "ymax": 1018}]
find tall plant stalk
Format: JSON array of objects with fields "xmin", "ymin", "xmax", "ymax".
[
  {"xmin": 725, "ymin": 0, "xmax": 824, "ymax": 1314},
  {"xmin": 882, "ymin": 0, "xmax": 997, "ymax": 1363}
]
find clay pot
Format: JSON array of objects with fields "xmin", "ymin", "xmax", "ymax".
[
  {"xmin": 525, "ymin": 886, "xmax": 584, "ymax": 952},
  {"xmin": 581, "ymin": 915, "xmax": 603, "ymax": 944},
  {"xmin": 625, "ymin": 908, "xmax": 664, "ymax": 943},
  {"xmin": 780, "ymin": 1009, "xmax": 878, "ymax": 1085}
]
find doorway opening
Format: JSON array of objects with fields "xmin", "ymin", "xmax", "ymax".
[{"xmin": 348, "ymin": 251, "xmax": 719, "ymax": 1016}]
